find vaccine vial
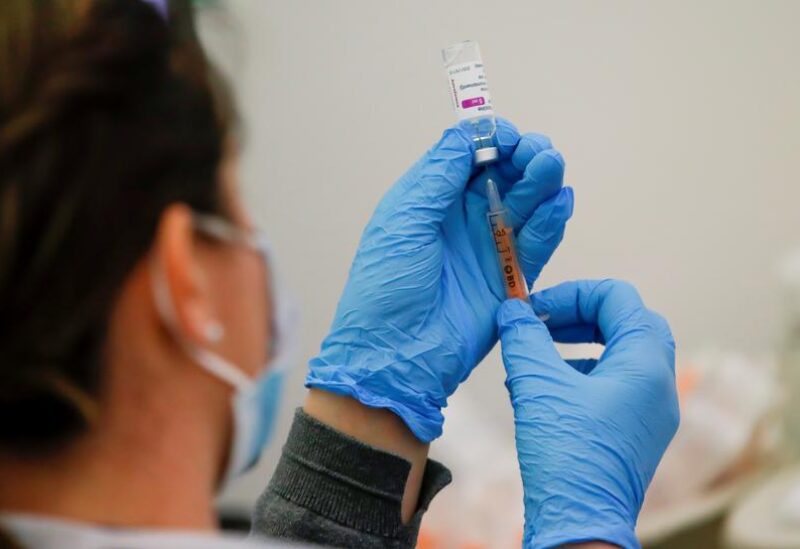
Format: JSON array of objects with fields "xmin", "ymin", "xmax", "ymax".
[{"xmin": 442, "ymin": 40, "xmax": 498, "ymax": 166}]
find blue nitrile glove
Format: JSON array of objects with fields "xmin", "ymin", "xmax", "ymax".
[
  {"xmin": 307, "ymin": 118, "xmax": 574, "ymax": 442},
  {"xmin": 497, "ymin": 280, "xmax": 679, "ymax": 549}
]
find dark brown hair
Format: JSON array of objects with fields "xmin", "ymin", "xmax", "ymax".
[{"xmin": 0, "ymin": 0, "xmax": 235, "ymax": 456}]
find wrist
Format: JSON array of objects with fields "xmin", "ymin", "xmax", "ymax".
[
  {"xmin": 303, "ymin": 389, "xmax": 430, "ymax": 524},
  {"xmin": 303, "ymin": 388, "xmax": 429, "ymax": 460},
  {"xmin": 521, "ymin": 482, "xmax": 639, "ymax": 549},
  {"xmin": 524, "ymin": 520, "xmax": 639, "ymax": 549},
  {"xmin": 305, "ymin": 367, "xmax": 446, "ymax": 442},
  {"xmin": 517, "ymin": 446, "xmax": 641, "ymax": 548}
]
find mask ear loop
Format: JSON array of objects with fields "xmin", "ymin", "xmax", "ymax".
[
  {"xmin": 149, "ymin": 257, "xmax": 254, "ymax": 392},
  {"xmin": 252, "ymin": 232, "xmax": 300, "ymax": 377}
]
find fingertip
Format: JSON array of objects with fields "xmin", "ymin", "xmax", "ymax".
[
  {"xmin": 511, "ymin": 133, "xmax": 553, "ymax": 171},
  {"xmin": 648, "ymin": 310, "xmax": 676, "ymax": 349},
  {"xmin": 530, "ymin": 294, "xmax": 551, "ymax": 320},
  {"xmin": 495, "ymin": 118, "xmax": 521, "ymax": 157},
  {"xmin": 539, "ymin": 148, "xmax": 565, "ymax": 169},
  {"xmin": 530, "ymin": 281, "xmax": 582, "ymax": 321},
  {"xmin": 495, "ymin": 116, "xmax": 520, "ymax": 135},
  {"xmin": 558, "ymin": 186, "xmax": 575, "ymax": 219},
  {"xmin": 497, "ymin": 298, "xmax": 537, "ymax": 327},
  {"xmin": 526, "ymin": 147, "xmax": 564, "ymax": 176}
]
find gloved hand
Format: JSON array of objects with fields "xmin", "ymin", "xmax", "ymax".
[
  {"xmin": 307, "ymin": 119, "xmax": 574, "ymax": 442},
  {"xmin": 497, "ymin": 280, "xmax": 679, "ymax": 549}
]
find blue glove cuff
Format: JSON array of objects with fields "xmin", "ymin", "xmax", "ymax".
[
  {"xmin": 525, "ymin": 524, "xmax": 641, "ymax": 549},
  {"xmin": 305, "ymin": 375, "xmax": 444, "ymax": 443}
]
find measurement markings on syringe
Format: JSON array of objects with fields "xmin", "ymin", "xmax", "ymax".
[{"xmin": 489, "ymin": 216, "xmax": 519, "ymax": 289}]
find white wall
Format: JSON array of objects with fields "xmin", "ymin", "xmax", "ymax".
[{"xmin": 204, "ymin": 0, "xmax": 800, "ymax": 509}]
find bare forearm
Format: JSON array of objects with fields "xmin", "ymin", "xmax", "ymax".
[
  {"xmin": 303, "ymin": 388, "xmax": 429, "ymax": 524},
  {"xmin": 302, "ymin": 392, "xmax": 625, "ymax": 547},
  {"xmin": 253, "ymin": 407, "xmax": 450, "ymax": 547}
]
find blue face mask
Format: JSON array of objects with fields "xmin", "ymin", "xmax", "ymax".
[{"xmin": 151, "ymin": 214, "xmax": 298, "ymax": 483}]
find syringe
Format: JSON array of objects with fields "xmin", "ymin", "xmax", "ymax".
[
  {"xmin": 441, "ymin": 41, "xmax": 531, "ymax": 302},
  {"xmin": 485, "ymin": 176, "xmax": 530, "ymax": 303}
]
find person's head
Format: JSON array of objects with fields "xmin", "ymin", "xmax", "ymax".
[{"xmin": 0, "ymin": 0, "xmax": 276, "ymax": 494}]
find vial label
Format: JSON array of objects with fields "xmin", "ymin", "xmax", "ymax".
[{"xmin": 446, "ymin": 62, "xmax": 494, "ymax": 121}]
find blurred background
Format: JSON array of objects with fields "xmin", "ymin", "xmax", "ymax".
[{"xmin": 199, "ymin": 1, "xmax": 800, "ymax": 547}]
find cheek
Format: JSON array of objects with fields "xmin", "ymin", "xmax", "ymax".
[{"xmin": 214, "ymin": 255, "xmax": 271, "ymax": 376}]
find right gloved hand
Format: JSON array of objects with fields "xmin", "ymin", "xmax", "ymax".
[
  {"xmin": 496, "ymin": 280, "xmax": 679, "ymax": 549},
  {"xmin": 307, "ymin": 119, "xmax": 573, "ymax": 443}
]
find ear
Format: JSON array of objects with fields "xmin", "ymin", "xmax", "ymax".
[{"xmin": 153, "ymin": 204, "xmax": 222, "ymax": 346}]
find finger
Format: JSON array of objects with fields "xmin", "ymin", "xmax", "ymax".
[
  {"xmin": 531, "ymin": 279, "xmax": 676, "ymax": 377},
  {"xmin": 496, "ymin": 299, "xmax": 568, "ymax": 385},
  {"xmin": 490, "ymin": 128, "xmax": 553, "ymax": 190},
  {"xmin": 494, "ymin": 117, "xmax": 523, "ymax": 160},
  {"xmin": 512, "ymin": 133, "xmax": 554, "ymax": 171},
  {"xmin": 566, "ymin": 358, "xmax": 598, "ymax": 375},
  {"xmin": 516, "ymin": 187, "xmax": 574, "ymax": 285},
  {"xmin": 649, "ymin": 310, "xmax": 676, "ymax": 351},
  {"xmin": 548, "ymin": 323, "xmax": 604, "ymax": 345},
  {"xmin": 531, "ymin": 280, "xmax": 646, "ymax": 342},
  {"xmin": 504, "ymin": 148, "xmax": 566, "ymax": 231}
]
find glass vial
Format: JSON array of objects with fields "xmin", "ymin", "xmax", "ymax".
[{"xmin": 442, "ymin": 40, "xmax": 499, "ymax": 166}]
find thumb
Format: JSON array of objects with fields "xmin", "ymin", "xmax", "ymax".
[
  {"xmin": 497, "ymin": 299, "xmax": 567, "ymax": 387},
  {"xmin": 376, "ymin": 124, "xmax": 475, "ymax": 236}
]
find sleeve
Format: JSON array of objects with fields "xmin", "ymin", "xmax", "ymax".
[{"xmin": 251, "ymin": 408, "xmax": 452, "ymax": 548}]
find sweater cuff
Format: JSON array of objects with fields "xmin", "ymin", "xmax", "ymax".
[{"xmin": 266, "ymin": 408, "xmax": 451, "ymax": 538}]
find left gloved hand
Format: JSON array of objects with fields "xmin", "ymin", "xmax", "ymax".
[
  {"xmin": 307, "ymin": 119, "xmax": 574, "ymax": 442},
  {"xmin": 497, "ymin": 280, "xmax": 679, "ymax": 549}
]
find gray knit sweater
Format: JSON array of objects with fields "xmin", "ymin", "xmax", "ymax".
[{"xmin": 251, "ymin": 409, "xmax": 452, "ymax": 548}]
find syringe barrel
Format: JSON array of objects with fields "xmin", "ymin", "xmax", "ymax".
[
  {"xmin": 487, "ymin": 209, "xmax": 530, "ymax": 302},
  {"xmin": 442, "ymin": 41, "xmax": 498, "ymax": 166}
]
